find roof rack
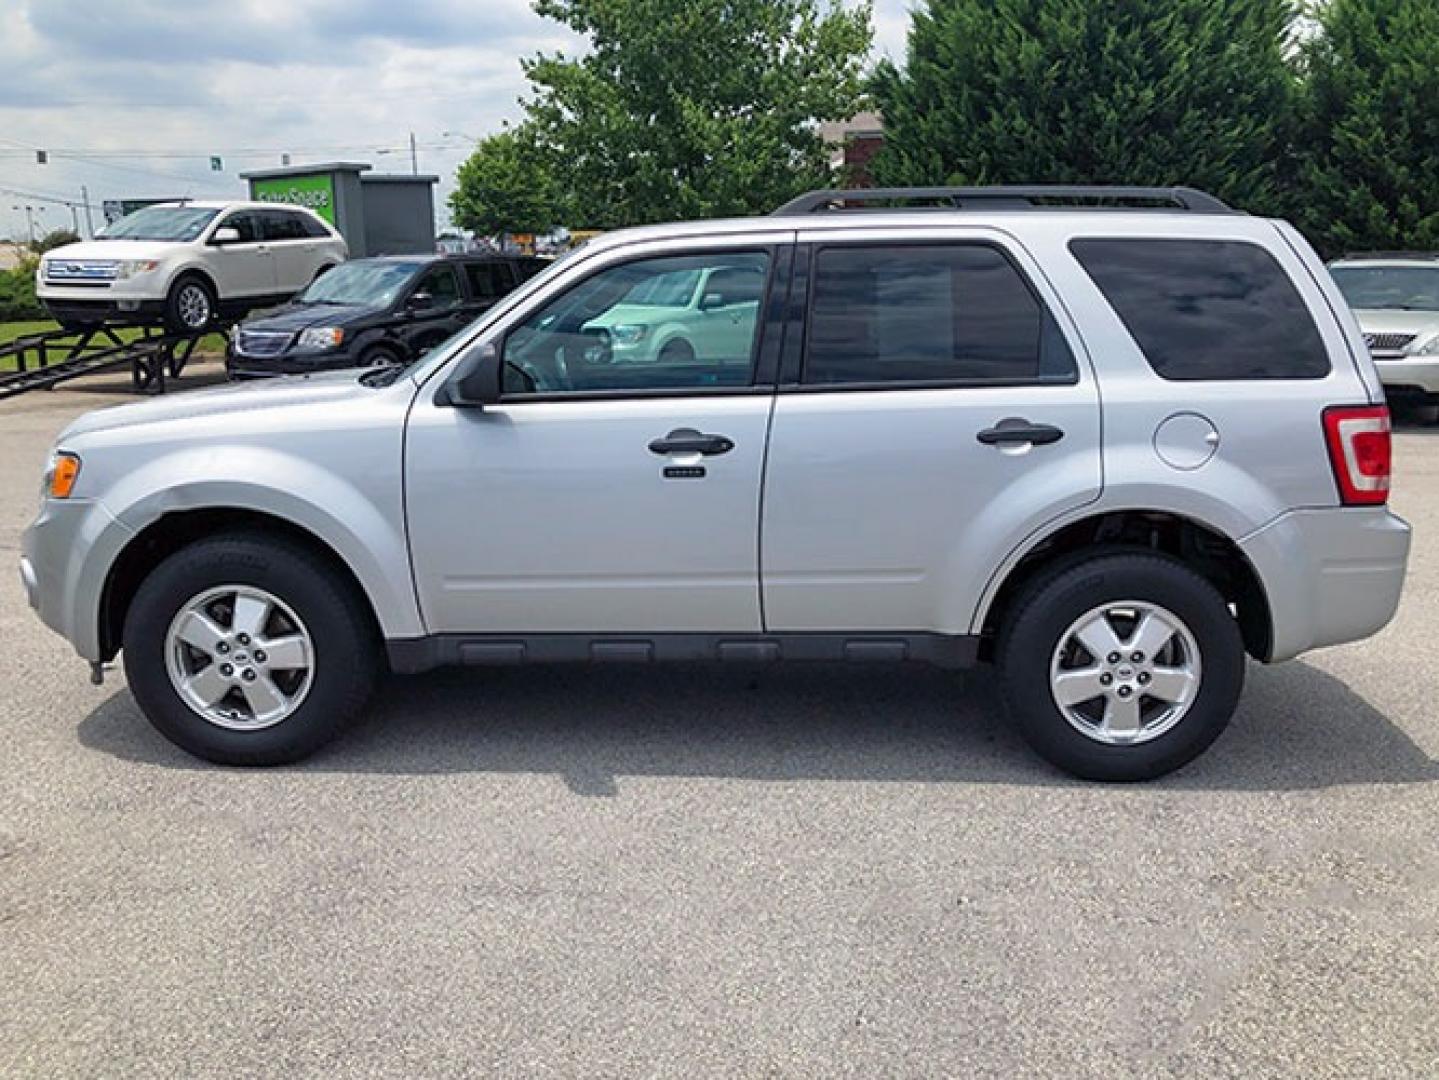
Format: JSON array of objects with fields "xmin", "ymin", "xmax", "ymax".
[{"xmin": 772, "ymin": 185, "xmax": 1234, "ymax": 216}]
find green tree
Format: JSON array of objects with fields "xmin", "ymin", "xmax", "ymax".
[
  {"xmin": 0, "ymin": 257, "xmax": 44, "ymax": 321},
  {"xmin": 871, "ymin": 0, "xmax": 1298, "ymax": 216},
  {"xmin": 449, "ymin": 127, "xmax": 561, "ymax": 237},
  {"xmin": 522, "ymin": 0, "xmax": 872, "ymax": 227},
  {"xmin": 1297, "ymin": 0, "xmax": 1439, "ymax": 256}
]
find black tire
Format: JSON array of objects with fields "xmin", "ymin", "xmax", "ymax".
[
  {"xmin": 659, "ymin": 338, "xmax": 695, "ymax": 364},
  {"xmin": 997, "ymin": 551, "xmax": 1244, "ymax": 782},
  {"xmin": 359, "ymin": 343, "xmax": 404, "ymax": 369},
  {"xmin": 122, "ymin": 533, "xmax": 378, "ymax": 766},
  {"xmin": 163, "ymin": 274, "xmax": 217, "ymax": 334}
]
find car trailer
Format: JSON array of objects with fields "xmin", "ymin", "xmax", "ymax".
[{"xmin": 0, "ymin": 322, "xmax": 231, "ymax": 401}]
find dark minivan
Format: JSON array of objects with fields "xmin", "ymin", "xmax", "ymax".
[{"xmin": 226, "ymin": 253, "xmax": 545, "ymax": 378}]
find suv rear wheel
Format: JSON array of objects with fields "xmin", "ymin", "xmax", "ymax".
[
  {"xmin": 164, "ymin": 274, "xmax": 216, "ymax": 334},
  {"xmin": 122, "ymin": 533, "xmax": 377, "ymax": 765},
  {"xmin": 997, "ymin": 552, "xmax": 1244, "ymax": 781}
]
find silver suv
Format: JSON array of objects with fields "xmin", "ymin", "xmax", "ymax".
[
  {"xmin": 1328, "ymin": 253, "xmax": 1439, "ymax": 408},
  {"xmin": 20, "ymin": 186, "xmax": 1411, "ymax": 781}
]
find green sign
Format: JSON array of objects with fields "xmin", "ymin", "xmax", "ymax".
[{"xmin": 251, "ymin": 173, "xmax": 337, "ymax": 225}]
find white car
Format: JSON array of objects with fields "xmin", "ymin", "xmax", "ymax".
[
  {"xmin": 1328, "ymin": 253, "xmax": 1439, "ymax": 408},
  {"xmin": 38, "ymin": 200, "xmax": 348, "ymax": 334}
]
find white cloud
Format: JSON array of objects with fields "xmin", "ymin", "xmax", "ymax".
[{"xmin": 0, "ymin": 0, "xmax": 912, "ymax": 240}]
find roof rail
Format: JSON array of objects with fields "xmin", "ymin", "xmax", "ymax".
[
  {"xmin": 772, "ymin": 185, "xmax": 1234, "ymax": 216},
  {"xmin": 1336, "ymin": 251, "xmax": 1439, "ymax": 261}
]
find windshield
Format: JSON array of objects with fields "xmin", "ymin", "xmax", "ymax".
[
  {"xmin": 297, "ymin": 261, "xmax": 422, "ymax": 307},
  {"xmin": 1331, "ymin": 265, "xmax": 1439, "ymax": 311},
  {"xmin": 100, "ymin": 206, "xmax": 219, "ymax": 242},
  {"xmin": 621, "ymin": 268, "xmax": 700, "ymax": 307}
]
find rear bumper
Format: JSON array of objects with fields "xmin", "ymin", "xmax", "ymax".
[{"xmin": 1241, "ymin": 507, "xmax": 1410, "ymax": 662}]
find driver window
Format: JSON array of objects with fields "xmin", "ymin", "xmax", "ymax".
[
  {"xmin": 501, "ymin": 251, "xmax": 770, "ymax": 395},
  {"xmin": 416, "ymin": 266, "xmax": 462, "ymax": 308},
  {"xmin": 218, "ymin": 212, "xmax": 260, "ymax": 243}
]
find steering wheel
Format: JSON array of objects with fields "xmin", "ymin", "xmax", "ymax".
[{"xmin": 579, "ymin": 327, "xmax": 614, "ymax": 366}]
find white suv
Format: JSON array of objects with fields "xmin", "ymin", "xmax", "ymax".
[
  {"xmin": 38, "ymin": 200, "xmax": 348, "ymax": 334},
  {"xmin": 1328, "ymin": 253, "xmax": 1439, "ymax": 410}
]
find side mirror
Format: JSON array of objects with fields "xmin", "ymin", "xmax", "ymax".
[
  {"xmin": 407, "ymin": 291, "xmax": 435, "ymax": 312},
  {"xmin": 436, "ymin": 342, "xmax": 501, "ymax": 407},
  {"xmin": 211, "ymin": 226, "xmax": 241, "ymax": 245},
  {"xmin": 699, "ymin": 292, "xmax": 725, "ymax": 311}
]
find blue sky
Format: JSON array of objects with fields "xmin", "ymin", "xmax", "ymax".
[{"xmin": 0, "ymin": 0, "xmax": 911, "ymax": 240}]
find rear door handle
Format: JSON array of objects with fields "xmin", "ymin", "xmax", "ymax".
[
  {"xmin": 976, "ymin": 418, "xmax": 1065, "ymax": 446},
  {"xmin": 648, "ymin": 428, "xmax": 735, "ymax": 456}
]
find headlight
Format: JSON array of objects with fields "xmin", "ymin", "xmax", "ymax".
[
  {"xmin": 610, "ymin": 324, "xmax": 648, "ymax": 346},
  {"xmin": 298, "ymin": 327, "xmax": 345, "ymax": 351},
  {"xmin": 1413, "ymin": 334, "xmax": 1439, "ymax": 357},
  {"xmin": 116, "ymin": 259, "xmax": 159, "ymax": 279},
  {"xmin": 42, "ymin": 451, "xmax": 81, "ymax": 502}
]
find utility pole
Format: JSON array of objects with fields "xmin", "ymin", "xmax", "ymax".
[
  {"xmin": 81, "ymin": 185, "xmax": 94, "ymax": 238},
  {"xmin": 410, "ymin": 131, "xmax": 418, "ymax": 176},
  {"xmin": 69, "ymin": 202, "xmax": 79, "ymax": 233},
  {"xmin": 11, "ymin": 205, "xmax": 37, "ymax": 246}
]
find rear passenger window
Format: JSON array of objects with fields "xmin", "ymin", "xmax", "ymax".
[
  {"xmin": 1070, "ymin": 238, "xmax": 1330, "ymax": 380},
  {"xmin": 259, "ymin": 210, "xmax": 308, "ymax": 241},
  {"xmin": 465, "ymin": 262, "xmax": 512, "ymax": 300},
  {"xmin": 804, "ymin": 244, "xmax": 1075, "ymax": 385}
]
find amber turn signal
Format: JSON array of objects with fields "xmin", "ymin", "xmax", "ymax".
[{"xmin": 49, "ymin": 453, "xmax": 81, "ymax": 499}]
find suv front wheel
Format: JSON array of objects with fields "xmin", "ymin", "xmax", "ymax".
[
  {"xmin": 997, "ymin": 551, "xmax": 1245, "ymax": 781},
  {"xmin": 122, "ymin": 533, "xmax": 377, "ymax": 765},
  {"xmin": 164, "ymin": 274, "xmax": 217, "ymax": 334}
]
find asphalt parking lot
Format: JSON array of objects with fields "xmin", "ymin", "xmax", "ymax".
[{"xmin": 2, "ymin": 363, "xmax": 1437, "ymax": 1078}]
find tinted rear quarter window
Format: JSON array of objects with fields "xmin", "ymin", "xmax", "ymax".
[
  {"xmin": 1070, "ymin": 238, "xmax": 1330, "ymax": 380},
  {"xmin": 804, "ymin": 244, "xmax": 1076, "ymax": 385},
  {"xmin": 464, "ymin": 262, "xmax": 512, "ymax": 300}
]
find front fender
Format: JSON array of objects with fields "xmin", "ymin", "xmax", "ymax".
[{"xmin": 96, "ymin": 445, "xmax": 423, "ymax": 642}]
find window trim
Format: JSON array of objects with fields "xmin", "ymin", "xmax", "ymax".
[
  {"xmin": 494, "ymin": 244, "xmax": 788, "ymax": 404},
  {"xmin": 1067, "ymin": 235, "xmax": 1333, "ymax": 382},
  {"xmin": 790, "ymin": 238, "xmax": 1080, "ymax": 392}
]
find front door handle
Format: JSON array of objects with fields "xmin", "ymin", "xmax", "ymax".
[
  {"xmin": 648, "ymin": 428, "xmax": 735, "ymax": 456},
  {"xmin": 976, "ymin": 418, "xmax": 1065, "ymax": 447}
]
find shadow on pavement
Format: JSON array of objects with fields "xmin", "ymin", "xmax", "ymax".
[{"xmin": 76, "ymin": 658, "xmax": 1438, "ymax": 794}]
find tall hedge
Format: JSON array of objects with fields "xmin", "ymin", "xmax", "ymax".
[
  {"xmin": 1298, "ymin": 0, "xmax": 1439, "ymax": 256},
  {"xmin": 870, "ymin": 0, "xmax": 1299, "ymax": 216}
]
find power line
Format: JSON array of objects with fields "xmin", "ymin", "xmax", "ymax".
[
  {"xmin": 0, "ymin": 88, "xmax": 518, "ymax": 109},
  {"xmin": 0, "ymin": 143, "xmax": 467, "ymax": 160},
  {"xmin": 0, "ymin": 183, "xmax": 92, "ymax": 209}
]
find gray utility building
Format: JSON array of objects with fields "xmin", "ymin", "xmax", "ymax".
[{"xmin": 240, "ymin": 161, "xmax": 438, "ymax": 258}]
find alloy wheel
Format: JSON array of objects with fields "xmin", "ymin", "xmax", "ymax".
[
  {"xmin": 164, "ymin": 585, "xmax": 315, "ymax": 730},
  {"xmin": 1048, "ymin": 600, "xmax": 1202, "ymax": 745}
]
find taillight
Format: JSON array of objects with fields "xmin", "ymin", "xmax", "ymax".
[{"xmin": 1322, "ymin": 405, "xmax": 1391, "ymax": 506}]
